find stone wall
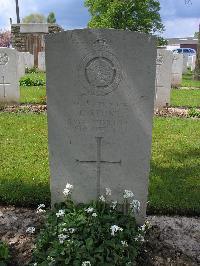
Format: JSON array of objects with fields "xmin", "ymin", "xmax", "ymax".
[{"xmin": 11, "ymin": 24, "xmax": 63, "ymax": 66}]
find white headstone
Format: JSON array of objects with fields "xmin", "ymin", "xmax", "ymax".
[
  {"xmin": 182, "ymin": 54, "xmax": 189, "ymax": 74},
  {"xmin": 18, "ymin": 52, "xmax": 26, "ymax": 78},
  {"xmin": 22, "ymin": 52, "xmax": 34, "ymax": 69},
  {"xmin": 188, "ymin": 55, "xmax": 196, "ymax": 72},
  {"xmin": 171, "ymin": 54, "xmax": 183, "ymax": 87},
  {"xmin": 155, "ymin": 49, "xmax": 173, "ymax": 108},
  {"xmin": 46, "ymin": 29, "xmax": 157, "ymax": 224},
  {"xmin": 0, "ymin": 48, "xmax": 20, "ymax": 104},
  {"xmin": 38, "ymin": 52, "xmax": 46, "ymax": 71}
]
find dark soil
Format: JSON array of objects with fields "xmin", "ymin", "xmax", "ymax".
[{"xmin": 0, "ymin": 206, "xmax": 199, "ymax": 265}]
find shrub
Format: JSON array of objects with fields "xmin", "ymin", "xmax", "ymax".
[
  {"xmin": 0, "ymin": 241, "xmax": 10, "ymax": 265},
  {"xmin": 31, "ymin": 186, "xmax": 150, "ymax": 266},
  {"xmin": 188, "ymin": 108, "xmax": 200, "ymax": 118},
  {"xmin": 25, "ymin": 67, "xmax": 39, "ymax": 74},
  {"xmin": 20, "ymin": 76, "xmax": 46, "ymax": 87}
]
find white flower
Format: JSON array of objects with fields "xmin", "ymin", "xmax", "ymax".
[
  {"xmin": 66, "ymin": 183, "xmax": 73, "ymax": 190},
  {"xmin": 36, "ymin": 204, "xmax": 46, "ymax": 214},
  {"xmin": 123, "ymin": 190, "xmax": 134, "ymax": 199},
  {"xmin": 58, "ymin": 234, "xmax": 68, "ymax": 244},
  {"xmin": 105, "ymin": 187, "xmax": 112, "ymax": 196},
  {"xmin": 85, "ymin": 207, "xmax": 94, "ymax": 213},
  {"xmin": 68, "ymin": 228, "xmax": 75, "ymax": 233},
  {"xmin": 63, "ymin": 183, "xmax": 73, "ymax": 196},
  {"xmin": 26, "ymin": 227, "xmax": 35, "ymax": 234},
  {"xmin": 111, "ymin": 201, "xmax": 117, "ymax": 209},
  {"xmin": 82, "ymin": 261, "xmax": 91, "ymax": 266},
  {"xmin": 56, "ymin": 209, "xmax": 65, "ymax": 218},
  {"xmin": 33, "ymin": 263, "xmax": 37, "ymax": 266},
  {"xmin": 110, "ymin": 225, "xmax": 123, "ymax": 236},
  {"xmin": 99, "ymin": 195, "xmax": 106, "ymax": 202},
  {"xmin": 47, "ymin": 256, "xmax": 55, "ymax": 263},
  {"xmin": 130, "ymin": 199, "xmax": 140, "ymax": 213},
  {"xmin": 121, "ymin": 240, "xmax": 128, "ymax": 247},
  {"xmin": 92, "ymin": 212, "xmax": 97, "ymax": 217},
  {"xmin": 134, "ymin": 234, "xmax": 145, "ymax": 243}
]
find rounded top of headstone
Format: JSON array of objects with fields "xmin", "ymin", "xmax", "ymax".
[{"xmin": 0, "ymin": 52, "xmax": 9, "ymax": 65}]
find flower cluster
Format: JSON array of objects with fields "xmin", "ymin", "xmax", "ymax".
[
  {"xmin": 36, "ymin": 204, "xmax": 46, "ymax": 214},
  {"xmin": 110, "ymin": 225, "xmax": 123, "ymax": 236},
  {"xmin": 82, "ymin": 261, "xmax": 91, "ymax": 266},
  {"xmin": 123, "ymin": 190, "xmax": 134, "ymax": 199},
  {"xmin": 56, "ymin": 209, "xmax": 65, "ymax": 218},
  {"xmin": 63, "ymin": 183, "xmax": 73, "ymax": 196}
]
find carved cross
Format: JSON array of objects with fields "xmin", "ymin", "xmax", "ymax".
[
  {"xmin": 76, "ymin": 137, "xmax": 121, "ymax": 197},
  {"xmin": 0, "ymin": 76, "xmax": 10, "ymax": 98}
]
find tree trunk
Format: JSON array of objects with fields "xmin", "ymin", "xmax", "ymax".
[
  {"xmin": 194, "ymin": 24, "xmax": 200, "ymax": 80},
  {"xmin": 15, "ymin": 0, "xmax": 20, "ymax": 24}
]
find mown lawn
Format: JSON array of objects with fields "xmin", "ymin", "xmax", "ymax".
[
  {"xmin": 20, "ymin": 86, "xmax": 46, "ymax": 104},
  {"xmin": 171, "ymin": 89, "xmax": 200, "ymax": 108},
  {"xmin": 181, "ymin": 72, "xmax": 200, "ymax": 88},
  {"xmin": 0, "ymin": 114, "xmax": 199, "ymax": 215}
]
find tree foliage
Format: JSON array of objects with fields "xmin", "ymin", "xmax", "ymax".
[
  {"xmin": 85, "ymin": 0, "xmax": 164, "ymax": 34},
  {"xmin": 0, "ymin": 30, "xmax": 11, "ymax": 47},
  {"xmin": 22, "ymin": 13, "xmax": 46, "ymax": 23},
  {"xmin": 47, "ymin": 12, "xmax": 56, "ymax": 23}
]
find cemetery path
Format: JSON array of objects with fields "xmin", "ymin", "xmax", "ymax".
[{"xmin": 0, "ymin": 206, "xmax": 199, "ymax": 265}]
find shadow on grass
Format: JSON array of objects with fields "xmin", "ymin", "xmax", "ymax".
[
  {"xmin": 148, "ymin": 147, "xmax": 200, "ymax": 216},
  {"xmin": 0, "ymin": 179, "xmax": 50, "ymax": 208}
]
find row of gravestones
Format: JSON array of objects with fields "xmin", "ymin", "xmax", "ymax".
[
  {"xmin": 182, "ymin": 54, "xmax": 196, "ymax": 74},
  {"xmin": 0, "ymin": 30, "xmax": 194, "ymax": 224},
  {"xmin": 0, "ymin": 48, "xmax": 34, "ymax": 104},
  {"xmin": 0, "ymin": 47, "xmax": 183, "ymax": 107}
]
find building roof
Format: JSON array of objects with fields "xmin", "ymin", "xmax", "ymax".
[{"xmin": 167, "ymin": 37, "xmax": 198, "ymax": 45}]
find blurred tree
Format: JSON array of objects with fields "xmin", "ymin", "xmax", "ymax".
[
  {"xmin": 47, "ymin": 12, "xmax": 56, "ymax": 23},
  {"xmin": 0, "ymin": 30, "xmax": 11, "ymax": 47},
  {"xmin": 85, "ymin": 0, "xmax": 164, "ymax": 34},
  {"xmin": 22, "ymin": 13, "xmax": 46, "ymax": 23}
]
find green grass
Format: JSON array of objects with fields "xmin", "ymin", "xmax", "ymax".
[
  {"xmin": 149, "ymin": 117, "xmax": 200, "ymax": 215},
  {"xmin": 0, "ymin": 114, "xmax": 199, "ymax": 215},
  {"xmin": 171, "ymin": 89, "xmax": 200, "ymax": 108},
  {"xmin": 24, "ymin": 72, "xmax": 46, "ymax": 82},
  {"xmin": 182, "ymin": 72, "xmax": 200, "ymax": 88},
  {"xmin": 20, "ymin": 86, "xmax": 46, "ymax": 104},
  {"xmin": 0, "ymin": 113, "xmax": 49, "ymax": 206}
]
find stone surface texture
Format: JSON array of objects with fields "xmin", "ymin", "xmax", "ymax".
[
  {"xmin": 46, "ymin": 29, "xmax": 156, "ymax": 224},
  {"xmin": 0, "ymin": 48, "xmax": 19, "ymax": 104},
  {"xmin": 155, "ymin": 49, "xmax": 173, "ymax": 108}
]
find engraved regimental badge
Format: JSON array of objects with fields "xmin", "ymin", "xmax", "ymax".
[
  {"xmin": 78, "ymin": 39, "xmax": 122, "ymax": 96},
  {"xmin": 0, "ymin": 53, "xmax": 9, "ymax": 65}
]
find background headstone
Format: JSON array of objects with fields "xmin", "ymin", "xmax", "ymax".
[
  {"xmin": 22, "ymin": 52, "xmax": 34, "ymax": 69},
  {"xmin": 171, "ymin": 54, "xmax": 183, "ymax": 87},
  {"xmin": 155, "ymin": 49, "xmax": 173, "ymax": 108},
  {"xmin": 182, "ymin": 54, "xmax": 189, "ymax": 74},
  {"xmin": 0, "ymin": 48, "xmax": 19, "ymax": 104},
  {"xmin": 38, "ymin": 52, "xmax": 46, "ymax": 71},
  {"xmin": 188, "ymin": 55, "xmax": 196, "ymax": 72},
  {"xmin": 18, "ymin": 52, "xmax": 26, "ymax": 78},
  {"xmin": 46, "ymin": 29, "xmax": 156, "ymax": 224}
]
